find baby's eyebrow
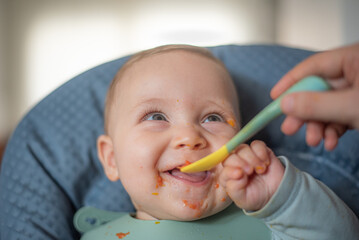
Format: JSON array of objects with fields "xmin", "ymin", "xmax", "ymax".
[
  {"xmin": 133, "ymin": 98, "xmax": 232, "ymax": 109},
  {"xmin": 130, "ymin": 97, "xmax": 237, "ymax": 117},
  {"xmin": 205, "ymin": 98, "xmax": 235, "ymax": 110},
  {"xmin": 133, "ymin": 97, "xmax": 166, "ymax": 108},
  {"xmin": 128, "ymin": 97, "xmax": 168, "ymax": 114}
]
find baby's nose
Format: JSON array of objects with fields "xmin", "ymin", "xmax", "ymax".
[{"xmin": 172, "ymin": 127, "xmax": 207, "ymax": 150}]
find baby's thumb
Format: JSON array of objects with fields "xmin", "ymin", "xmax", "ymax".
[{"xmin": 280, "ymin": 89, "xmax": 359, "ymax": 129}]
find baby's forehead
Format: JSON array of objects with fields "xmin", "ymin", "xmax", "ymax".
[
  {"xmin": 120, "ymin": 51, "xmax": 237, "ymax": 102},
  {"xmin": 117, "ymin": 50, "xmax": 236, "ymax": 97},
  {"xmin": 118, "ymin": 50, "xmax": 228, "ymax": 86},
  {"xmin": 128, "ymin": 50, "xmax": 223, "ymax": 72}
]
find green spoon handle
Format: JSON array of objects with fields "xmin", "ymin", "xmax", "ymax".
[{"xmin": 226, "ymin": 76, "xmax": 330, "ymax": 152}]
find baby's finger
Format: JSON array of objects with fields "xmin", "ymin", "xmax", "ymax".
[
  {"xmin": 219, "ymin": 167, "xmax": 244, "ymax": 187},
  {"xmin": 223, "ymin": 153, "xmax": 254, "ymax": 175},
  {"xmin": 226, "ymin": 174, "xmax": 254, "ymax": 210},
  {"xmin": 225, "ymin": 175, "xmax": 249, "ymax": 196},
  {"xmin": 236, "ymin": 144, "xmax": 267, "ymax": 174},
  {"xmin": 306, "ymin": 121, "xmax": 324, "ymax": 147},
  {"xmin": 250, "ymin": 140, "xmax": 270, "ymax": 166}
]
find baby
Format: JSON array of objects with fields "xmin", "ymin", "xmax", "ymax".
[{"xmin": 81, "ymin": 45, "xmax": 359, "ymax": 238}]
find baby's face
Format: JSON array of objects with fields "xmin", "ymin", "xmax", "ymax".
[{"xmin": 100, "ymin": 51, "xmax": 239, "ymax": 220}]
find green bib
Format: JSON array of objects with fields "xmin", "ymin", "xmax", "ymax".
[{"xmin": 74, "ymin": 204, "xmax": 270, "ymax": 240}]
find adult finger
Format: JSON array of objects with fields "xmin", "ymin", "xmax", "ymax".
[
  {"xmin": 270, "ymin": 46, "xmax": 348, "ymax": 99},
  {"xmin": 306, "ymin": 121, "xmax": 324, "ymax": 147},
  {"xmin": 280, "ymin": 89, "xmax": 359, "ymax": 129},
  {"xmin": 281, "ymin": 116, "xmax": 305, "ymax": 135},
  {"xmin": 323, "ymin": 123, "xmax": 347, "ymax": 151}
]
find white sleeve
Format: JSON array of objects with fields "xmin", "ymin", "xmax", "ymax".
[{"xmin": 244, "ymin": 156, "xmax": 359, "ymax": 240}]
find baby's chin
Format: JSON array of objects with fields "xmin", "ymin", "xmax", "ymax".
[{"xmin": 148, "ymin": 200, "xmax": 232, "ymax": 221}]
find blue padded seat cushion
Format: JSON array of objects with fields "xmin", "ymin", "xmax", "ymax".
[{"xmin": 1, "ymin": 45, "xmax": 358, "ymax": 240}]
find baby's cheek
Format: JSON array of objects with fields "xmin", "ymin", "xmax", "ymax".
[
  {"xmin": 212, "ymin": 171, "xmax": 232, "ymax": 209},
  {"xmin": 208, "ymin": 135, "xmax": 234, "ymax": 152},
  {"xmin": 121, "ymin": 171, "xmax": 153, "ymax": 196},
  {"xmin": 206, "ymin": 123, "xmax": 237, "ymax": 142},
  {"xmin": 212, "ymin": 191, "xmax": 232, "ymax": 216}
]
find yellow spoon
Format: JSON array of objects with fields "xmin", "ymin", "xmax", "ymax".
[{"xmin": 181, "ymin": 76, "xmax": 330, "ymax": 173}]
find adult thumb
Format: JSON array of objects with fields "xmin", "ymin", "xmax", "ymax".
[{"xmin": 280, "ymin": 89, "xmax": 359, "ymax": 129}]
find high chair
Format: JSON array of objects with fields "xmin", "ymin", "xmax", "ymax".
[{"xmin": 0, "ymin": 45, "xmax": 358, "ymax": 239}]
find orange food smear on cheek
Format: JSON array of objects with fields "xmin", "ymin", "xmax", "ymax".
[
  {"xmin": 155, "ymin": 175, "xmax": 165, "ymax": 189},
  {"xmin": 182, "ymin": 199, "xmax": 204, "ymax": 218},
  {"xmin": 227, "ymin": 119, "xmax": 236, "ymax": 127},
  {"xmin": 116, "ymin": 232, "xmax": 130, "ymax": 239}
]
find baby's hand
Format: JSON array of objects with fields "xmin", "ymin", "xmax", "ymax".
[{"xmin": 219, "ymin": 140, "xmax": 284, "ymax": 211}]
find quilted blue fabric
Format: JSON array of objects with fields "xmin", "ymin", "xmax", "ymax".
[{"xmin": 0, "ymin": 45, "xmax": 358, "ymax": 239}]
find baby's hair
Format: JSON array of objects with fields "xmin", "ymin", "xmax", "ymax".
[{"xmin": 104, "ymin": 44, "xmax": 230, "ymax": 133}]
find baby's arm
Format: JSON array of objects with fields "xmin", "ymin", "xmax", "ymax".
[
  {"xmin": 220, "ymin": 140, "xmax": 359, "ymax": 239},
  {"xmin": 219, "ymin": 140, "xmax": 284, "ymax": 211}
]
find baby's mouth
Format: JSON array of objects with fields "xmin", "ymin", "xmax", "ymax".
[{"xmin": 167, "ymin": 168, "xmax": 210, "ymax": 184}]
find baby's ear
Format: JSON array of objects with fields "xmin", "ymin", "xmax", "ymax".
[{"xmin": 97, "ymin": 135, "xmax": 119, "ymax": 181}]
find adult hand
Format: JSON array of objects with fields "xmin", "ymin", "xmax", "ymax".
[{"xmin": 270, "ymin": 43, "xmax": 359, "ymax": 151}]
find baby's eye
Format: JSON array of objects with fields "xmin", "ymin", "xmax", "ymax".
[
  {"xmin": 144, "ymin": 113, "xmax": 168, "ymax": 121},
  {"xmin": 203, "ymin": 114, "xmax": 224, "ymax": 123}
]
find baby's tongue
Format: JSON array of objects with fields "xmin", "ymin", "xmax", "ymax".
[{"xmin": 170, "ymin": 169, "xmax": 207, "ymax": 183}]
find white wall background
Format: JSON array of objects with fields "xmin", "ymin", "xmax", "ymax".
[
  {"xmin": 275, "ymin": 0, "xmax": 359, "ymax": 50},
  {"xmin": 0, "ymin": 0, "xmax": 8, "ymax": 143},
  {"xmin": 0, "ymin": 0, "xmax": 359, "ymax": 142}
]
